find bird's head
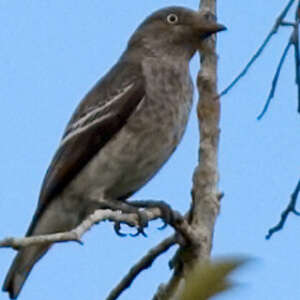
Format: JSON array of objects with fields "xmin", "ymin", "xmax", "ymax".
[{"xmin": 127, "ymin": 6, "xmax": 226, "ymax": 59}]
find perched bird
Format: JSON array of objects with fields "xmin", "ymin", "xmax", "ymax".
[{"xmin": 3, "ymin": 6, "xmax": 225, "ymax": 299}]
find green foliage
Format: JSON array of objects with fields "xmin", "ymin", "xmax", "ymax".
[{"xmin": 180, "ymin": 258, "xmax": 247, "ymax": 300}]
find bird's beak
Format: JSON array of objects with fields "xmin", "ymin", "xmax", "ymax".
[
  {"xmin": 195, "ymin": 22, "xmax": 227, "ymax": 37},
  {"xmin": 190, "ymin": 17, "xmax": 226, "ymax": 49},
  {"xmin": 200, "ymin": 23, "xmax": 227, "ymax": 34},
  {"xmin": 192, "ymin": 12, "xmax": 227, "ymax": 37},
  {"xmin": 194, "ymin": 21, "xmax": 226, "ymax": 41}
]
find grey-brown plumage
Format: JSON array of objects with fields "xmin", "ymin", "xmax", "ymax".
[{"xmin": 3, "ymin": 6, "xmax": 225, "ymax": 299}]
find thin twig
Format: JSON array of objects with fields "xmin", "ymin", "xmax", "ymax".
[
  {"xmin": 281, "ymin": 21, "xmax": 296, "ymax": 27},
  {"xmin": 104, "ymin": 210, "xmax": 195, "ymax": 300},
  {"xmin": 219, "ymin": 0, "xmax": 296, "ymax": 98},
  {"xmin": 257, "ymin": 40, "xmax": 293, "ymax": 120},
  {"xmin": 266, "ymin": 180, "xmax": 300, "ymax": 239},
  {"xmin": 105, "ymin": 235, "xmax": 177, "ymax": 300},
  {"xmin": 258, "ymin": 1, "xmax": 300, "ymax": 119},
  {"xmin": 293, "ymin": 2, "xmax": 300, "ymax": 113},
  {"xmin": 0, "ymin": 208, "xmax": 163, "ymax": 250}
]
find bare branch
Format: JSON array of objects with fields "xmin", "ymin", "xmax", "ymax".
[
  {"xmin": 0, "ymin": 208, "xmax": 163, "ymax": 250},
  {"xmin": 281, "ymin": 21, "xmax": 297, "ymax": 27},
  {"xmin": 152, "ymin": 1, "xmax": 222, "ymax": 298},
  {"xmin": 266, "ymin": 180, "xmax": 300, "ymax": 239},
  {"xmin": 219, "ymin": 0, "xmax": 296, "ymax": 98},
  {"xmin": 104, "ymin": 210, "xmax": 197, "ymax": 300},
  {"xmin": 257, "ymin": 40, "xmax": 293, "ymax": 120},
  {"xmin": 293, "ymin": 2, "xmax": 300, "ymax": 113},
  {"xmin": 105, "ymin": 235, "xmax": 177, "ymax": 300},
  {"xmin": 258, "ymin": 1, "xmax": 300, "ymax": 119}
]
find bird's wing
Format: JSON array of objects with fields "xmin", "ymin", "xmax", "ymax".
[{"xmin": 28, "ymin": 64, "xmax": 145, "ymax": 235}]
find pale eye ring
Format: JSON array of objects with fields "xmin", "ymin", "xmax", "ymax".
[{"xmin": 166, "ymin": 14, "xmax": 179, "ymax": 24}]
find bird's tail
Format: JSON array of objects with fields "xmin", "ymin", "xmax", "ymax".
[{"xmin": 3, "ymin": 244, "xmax": 50, "ymax": 299}]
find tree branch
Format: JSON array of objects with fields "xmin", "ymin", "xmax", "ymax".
[
  {"xmin": 293, "ymin": 1, "xmax": 300, "ymax": 113},
  {"xmin": 258, "ymin": 1, "xmax": 300, "ymax": 119},
  {"xmin": 2, "ymin": 201, "xmax": 198, "ymax": 300},
  {"xmin": 266, "ymin": 179, "xmax": 300, "ymax": 239},
  {"xmin": 152, "ymin": 1, "xmax": 222, "ymax": 298},
  {"xmin": 219, "ymin": 0, "xmax": 296, "ymax": 98},
  {"xmin": 257, "ymin": 39, "xmax": 293, "ymax": 120},
  {"xmin": 0, "ymin": 208, "xmax": 163, "ymax": 250},
  {"xmin": 104, "ymin": 210, "xmax": 197, "ymax": 300},
  {"xmin": 105, "ymin": 235, "xmax": 177, "ymax": 300}
]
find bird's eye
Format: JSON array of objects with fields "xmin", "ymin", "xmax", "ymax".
[{"xmin": 166, "ymin": 14, "xmax": 179, "ymax": 24}]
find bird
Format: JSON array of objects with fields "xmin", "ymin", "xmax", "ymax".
[{"xmin": 3, "ymin": 6, "xmax": 226, "ymax": 299}]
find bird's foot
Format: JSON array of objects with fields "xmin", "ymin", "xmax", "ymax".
[
  {"xmin": 129, "ymin": 200, "xmax": 183, "ymax": 230},
  {"xmin": 97, "ymin": 199, "xmax": 148, "ymax": 237}
]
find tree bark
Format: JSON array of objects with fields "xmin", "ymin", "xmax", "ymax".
[{"xmin": 153, "ymin": 0, "xmax": 221, "ymax": 298}]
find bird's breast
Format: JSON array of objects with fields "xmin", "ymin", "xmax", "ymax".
[{"xmin": 67, "ymin": 59, "xmax": 193, "ymax": 201}]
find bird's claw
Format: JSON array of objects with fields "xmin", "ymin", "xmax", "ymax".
[
  {"xmin": 130, "ymin": 228, "xmax": 147, "ymax": 237},
  {"xmin": 130, "ymin": 210, "xmax": 148, "ymax": 237},
  {"xmin": 107, "ymin": 199, "xmax": 180, "ymax": 236},
  {"xmin": 102, "ymin": 200, "xmax": 148, "ymax": 237},
  {"xmin": 158, "ymin": 222, "xmax": 168, "ymax": 230},
  {"xmin": 130, "ymin": 200, "xmax": 181, "ymax": 230},
  {"xmin": 154, "ymin": 201, "xmax": 180, "ymax": 229},
  {"xmin": 114, "ymin": 222, "xmax": 127, "ymax": 237}
]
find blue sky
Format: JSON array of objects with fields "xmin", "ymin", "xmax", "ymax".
[{"xmin": 0, "ymin": 1, "xmax": 299, "ymax": 299}]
